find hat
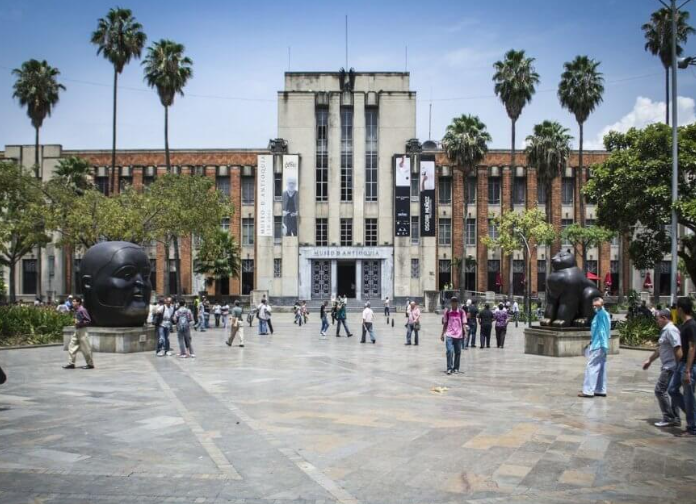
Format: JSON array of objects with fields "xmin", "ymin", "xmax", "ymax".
[
  {"xmin": 365, "ymin": 301, "xmax": 371, "ymax": 307},
  {"xmin": 450, "ymin": 296, "xmax": 458, "ymax": 302}
]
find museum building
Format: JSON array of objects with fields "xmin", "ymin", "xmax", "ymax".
[{"xmin": 1, "ymin": 70, "xmax": 689, "ymax": 303}]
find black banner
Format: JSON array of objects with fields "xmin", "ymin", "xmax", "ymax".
[
  {"xmin": 394, "ymin": 155, "xmax": 411, "ymax": 236},
  {"xmin": 419, "ymin": 154, "xmax": 436, "ymax": 237}
]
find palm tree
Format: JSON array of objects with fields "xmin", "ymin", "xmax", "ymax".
[
  {"xmin": 194, "ymin": 230, "xmax": 242, "ymax": 295},
  {"xmin": 54, "ymin": 156, "xmax": 93, "ymax": 194},
  {"xmin": 525, "ymin": 121, "xmax": 573, "ymax": 261},
  {"xmin": 642, "ymin": 7, "xmax": 695, "ymax": 125},
  {"xmin": 558, "ymin": 55, "xmax": 605, "ymax": 269},
  {"xmin": 442, "ymin": 114, "xmax": 491, "ymax": 300},
  {"xmin": 143, "ymin": 39, "xmax": 193, "ymax": 294},
  {"xmin": 91, "ymin": 7, "xmax": 147, "ymax": 195},
  {"xmin": 12, "ymin": 59, "xmax": 66, "ymax": 175},
  {"xmin": 493, "ymin": 49, "xmax": 540, "ymax": 296}
]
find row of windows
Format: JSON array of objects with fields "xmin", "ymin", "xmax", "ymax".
[{"xmin": 433, "ymin": 176, "xmax": 576, "ymax": 206}]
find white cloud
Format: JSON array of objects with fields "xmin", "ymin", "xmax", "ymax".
[{"xmin": 586, "ymin": 96, "xmax": 696, "ymax": 149}]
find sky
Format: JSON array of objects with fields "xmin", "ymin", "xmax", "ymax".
[{"xmin": 1, "ymin": 0, "xmax": 696, "ymax": 151}]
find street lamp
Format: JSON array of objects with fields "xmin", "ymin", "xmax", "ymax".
[
  {"xmin": 678, "ymin": 56, "xmax": 696, "ymax": 68},
  {"xmin": 514, "ymin": 227, "xmax": 532, "ymax": 328}
]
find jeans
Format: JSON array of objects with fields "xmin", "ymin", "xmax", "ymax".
[
  {"xmin": 406, "ymin": 323, "xmax": 419, "ymax": 345},
  {"xmin": 480, "ymin": 325, "xmax": 492, "ymax": 347},
  {"xmin": 582, "ymin": 347, "xmax": 607, "ymax": 396},
  {"xmin": 177, "ymin": 326, "xmax": 193, "ymax": 355},
  {"xmin": 495, "ymin": 326, "xmax": 507, "ymax": 348},
  {"xmin": 204, "ymin": 314, "xmax": 210, "ymax": 329},
  {"xmin": 446, "ymin": 336, "xmax": 462, "ymax": 372},
  {"xmin": 384, "ymin": 307, "xmax": 390, "ymax": 317},
  {"xmin": 221, "ymin": 314, "xmax": 229, "ymax": 328},
  {"xmin": 467, "ymin": 324, "xmax": 477, "ymax": 346},
  {"xmin": 336, "ymin": 318, "xmax": 351, "ymax": 336},
  {"xmin": 214, "ymin": 314, "xmax": 221, "ymax": 327},
  {"xmin": 157, "ymin": 326, "xmax": 171, "ymax": 353},
  {"xmin": 296, "ymin": 313, "xmax": 303, "ymax": 326},
  {"xmin": 320, "ymin": 315, "xmax": 329, "ymax": 334},
  {"xmin": 361, "ymin": 322, "xmax": 376, "ymax": 343},
  {"xmin": 196, "ymin": 316, "xmax": 207, "ymax": 332},
  {"xmin": 258, "ymin": 319, "xmax": 268, "ymax": 335},
  {"xmin": 656, "ymin": 368, "xmax": 679, "ymax": 423},
  {"xmin": 668, "ymin": 362, "xmax": 696, "ymax": 434}
]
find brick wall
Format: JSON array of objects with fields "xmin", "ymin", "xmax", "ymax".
[
  {"xmin": 230, "ymin": 166, "xmax": 242, "ymax": 295},
  {"xmin": 550, "ymin": 176, "xmax": 562, "ymax": 256},
  {"xmin": 526, "ymin": 168, "xmax": 538, "ymax": 294},
  {"xmin": 500, "ymin": 166, "xmax": 512, "ymax": 295},
  {"xmin": 476, "ymin": 167, "xmax": 489, "ymax": 291},
  {"xmin": 452, "ymin": 169, "xmax": 464, "ymax": 288}
]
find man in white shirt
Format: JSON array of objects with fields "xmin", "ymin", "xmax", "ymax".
[
  {"xmin": 512, "ymin": 300, "xmax": 520, "ymax": 327},
  {"xmin": 361, "ymin": 302, "xmax": 376, "ymax": 344},
  {"xmin": 257, "ymin": 299, "xmax": 271, "ymax": 335}
]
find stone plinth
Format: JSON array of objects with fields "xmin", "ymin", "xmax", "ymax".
[
  {"xmin": 524, "ymin": 327, "xmax": 620, "ymax": 357},
  {"xmin": 63, "ymin": 326, "xmax": 157, "ymax": 353}
]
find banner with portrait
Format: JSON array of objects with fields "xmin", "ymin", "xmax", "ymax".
[
  {"xmin": 419, "ymin": 155, "xmax": 436, "ymax": 237},
  {"xmin": 282, "ymin": 155, "xmax": 299, "ymax": 237},
  {"xmin": 394, "ymin": 155, "xmax": 411, "ymax": 237},
  {"xmin": 256, "ymin": 154, "xmax": 273, "ymax": 237}
]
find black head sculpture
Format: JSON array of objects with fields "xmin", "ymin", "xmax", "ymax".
[{"xmin": 80, "ymin": 241, "xmax": 152, "ymax": 327}]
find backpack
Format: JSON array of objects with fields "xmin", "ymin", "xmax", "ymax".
[
  {"xmin": 176, "ymin": 309, "xmax": 191, "ymax": 331},
  {"xmin": 442, "ymin": 308, "xmax": 463, "ymax": 325}
]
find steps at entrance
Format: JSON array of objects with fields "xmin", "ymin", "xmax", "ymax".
[{"xmin": 304, "ymin": 298, "xmax": 389, "ymax": 313}]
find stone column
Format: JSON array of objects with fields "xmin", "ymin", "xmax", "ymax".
[
  {"xmin": 550, "ymin": 176, "xmax": 563, "ymax": 256},
  {"xmin": 356, "ymin": 260, "xmax": 363, "ymax": 301},
  {"xmin": 230, "ymin": 166, "xmax": 242, "ymax": 295},
  {"xmin": 331, "ymin": 260, "xmax": 338, "ymax": 297},
  {"xmin": 451, "ymin": 169, "xmax": 464, "ymax": 289},
  {"xmin": 476, "ymin": 166, "xmax": 489, "ymax": 292},
  {"xmin": 526, "ymin": 167, "xmax": 539, "ymax": 294}
]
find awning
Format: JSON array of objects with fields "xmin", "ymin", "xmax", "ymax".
[
  {"xmin": 604, "ymin": 272, "xmax": 612, "ymax": 286},
  {"xmin": 586, "ymin": 271, "xmax": 599, "ymax": 280},
  {"xmin": 643, "ymin": 272, "xmax": 653, "ymax": 289}
]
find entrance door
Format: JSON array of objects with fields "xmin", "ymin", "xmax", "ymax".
[
  {"xmin": 362, "ymin": 260, "xmax": 381, "ymax": 300},
  {"xmin": 311, "ymin": 260, "xmax": 331, "ymax": 299},
  {"xmin": 336, "ymin": 261, "xmax": 356, "ymax": 298}
]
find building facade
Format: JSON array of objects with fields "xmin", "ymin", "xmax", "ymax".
[{"xmin": 1, "ymin": 70, "xmax": 690, "ymax": 303}]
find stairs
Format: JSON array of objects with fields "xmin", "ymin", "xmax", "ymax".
[{"xmin": 304, "ymin": 298, "xmax": 387, "ymax": 313}]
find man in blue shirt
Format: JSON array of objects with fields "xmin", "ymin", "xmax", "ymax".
[{"xmin": 579, "ymin": 297, "xmax": 611, "ymax": 398}]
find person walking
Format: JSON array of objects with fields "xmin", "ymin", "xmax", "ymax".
[
  {"xmin": 478, "ymin": 303, "xmax": 494, "ymax": 348},
  {"xmin": 668, "ymin": 297, "xmax": 696, "ymax": 437},
  {"xmin": 213, "ymin": 302, "xmax": 222, "ymax": 327},
  {"xmin": 512, "ymin": 300, "xmax": 520, "ymax": 328},
  {"xmin": 440, "ymin": 297, "xmax": 466, "ymax": 375},
  {"xmin": 494, "ymin": 303, "xmax": 510, "ymax": 348},
  {"xmin": 294, "ymin": 301, "xmax": 303, "ymax": 326},
  {"xmin": 63, "ymin": 297, "xmax": 94, "ymax": 370},
  {"xmin": 221, "ymin": 302, "xmax": 230, "ymax": 329},
  {"xmin": 195, "ymin": 301, "xmax": 207, "ymax": 332},
  {"xmin": 466, "ymin": 300, "xmax": 479, "ymax": 348},
  {"xmin": 644, "ymin": 308, "xmax": 682, "ymax": 428},
  {"xmin": 156, "ymin": 297, "xmax": 175, "ymax": 357},
  {"xmin": 320, "ymin": 300, "xmax": 329, "ymax": 338},
  {"xmin": 331, "ymin": 296, "xmax": 338, "ymax": 325},
  {"xmin": 257, "ymin": 299, "xmax": 271, "ymax": 335},
  {"xmin": 225, "ymin": 300, "xmax": 245, "ymax": 347},
  {"xmin": 384, "ymin": 296, "xmax": 391, "ymax": 321},
  {"xmin": 579, "ymin": 297, "xmax": 611, "ymax": 398},
  {"xmin": 335, "ymin": 297, "xmax": 353, "ymax": 337},
  {"xmin": 203, "ymin": 300, "xmax": 211, "ymax": 329},
  {"xmin": 361, "ymin": 302, "xmax": 376, "ymax": 344},
  {"xmin": 173, "ymin": 300, "xmax": 195, "ymax": 358},
  {"xmin": 405, "ymin": 301, "xmax": 421, "ymax": 346}
]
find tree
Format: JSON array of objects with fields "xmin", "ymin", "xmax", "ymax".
[
  {"xmin": 584, "ymin": 123, "xmax": 696, "ymax": 293},
  {"xmin": 441, "ymin": 114, "xmax": 491, "ymax": 299},
  {"xmin": 12, "ymin": 59, "xmax": 66, "ymax": 174},
  {"xmin": 561, "ymin": 223, "xmax": 615, "ymax": 275},
  {"xmin": 0, "ymin": 162, "xmax": 51, "ymax": 302},
  {"xmin": 54, "ymin": 156, "xmax": 93, "ymax": 194},
  {"xmin": 194, "ymin": 230, "xmax": 242, "ymax": 289},
  {"xmin": 142, "ymin": 39, "xmax": 193, "ymax": 172},
  {"xmin": 91, "ymin": 7, "xmax": 147, "ymax": 195},
  {"xmin": 642, "ymin": 7, "xmax": 695, "ymax": 125},
  {"xmin": 493, "ymin": 49, "xmax": 540, "ymax": 297}
]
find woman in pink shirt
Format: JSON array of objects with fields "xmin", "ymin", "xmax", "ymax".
[
  {"xmin": 440, "ymin": 297, "xmax": 467, "ymax": 375},
  {"xmin": 406, "ymin": 301, "xmax": 421, "ymax": 345}
]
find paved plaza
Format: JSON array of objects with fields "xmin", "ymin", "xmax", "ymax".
[{"xmin": 0, "ymin": 313, "xmax": 695, "ymax": 504}]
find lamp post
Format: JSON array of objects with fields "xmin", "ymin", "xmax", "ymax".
[{"xmin": 515, "ymin": 227, "xmax": 532, "ymax": 327}]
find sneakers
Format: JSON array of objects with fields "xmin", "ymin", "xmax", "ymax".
[
  {"xmin": 165, "ymin": 351, "xmax": 173, "ymax": 356},
  {"xmin": 225, "ymin": 341, "xmax": 231, "ymax": 347},
  {"xmin": 655, "ymin": 420, "xmax": 680, "ymax": 428},
  {"xmin": 453, "ymin": 369, "xmax": 461, "ymax": 374},
  {"xmin": 179, "ymin": 354, "xmax": 188, "ymax": 359},
  {"xmin": 239, "ymin": 344, "xmax": 244, "ymax": 347},
  {"xmin": 81, "ymin": 365, "xmax": 95, "ymax": 369},
  {"xmin": 62, "ymin": 364, "xmax": 75, "ymax": 369},
  {"xmin": 190, "ymin": 354, "xmax": 196, "ymax": 358},
  {"xmin": 446, "ymin": 370, "xmax": 452, "ymax": 375},
  {"xmin": 156, "ymin": 351, "xmax": 165, "ymax": 357}
]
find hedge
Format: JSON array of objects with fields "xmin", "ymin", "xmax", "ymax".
[{"xmin": 0, "ymin": 306, "xmax": 73, "ymax": 347}]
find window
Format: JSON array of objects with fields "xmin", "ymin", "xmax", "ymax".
[
  {"xmin": 95, "ymin": 175, "xmax": 109, "ymax": 195},
  {"xmin": 73, "ymin": 258, "xmax": 82, "ymax": 294},
  {"xmin": 316, "ymin": 107, "xmax": 329, "ymax": 202},
  {"xmin": 274, "ymin": 172, "xmax": 282, "ymax": 200},
  {"xmin": 438, "ymin": 218, "xmax": 452, "ymax": 246},
  {"xmin": 610, "ymin": 260, "xmax": 619, "ymax": 294},
  {"xmin": 464, "ymin": 258, "xmax": 476, "ymax": 291},
  {"xmin": 274, "ymin": 216, "xmax": 282, "ymax": 244},
  {"xmin": 143, "ymin": 173, "xmax": 155, "ymax": 186},
  {"xmin": 411, "ymin": 216, "xmax": 420, "ymax": 245},
  {"xmin": 411, "ymin": 175, "xmax": 419, "ymax": 200},
  {"xmin": 119, "ymin": 176, "xmax": 132, "ymax": 191},
  {"xmin": 274, "ymin": 258, "xmax": 282, "ymax": 278},
  {"xmin": 221, "ymin": 217, "xmax": 230, "ymax": 232},
  {"xmin": 487, "ymin": 259, "xmax": 501, "ymax": 293},
  {"xmin": 488, "ymin": 176, "xmax": 501, "ymax": 204},
  {"xmin": 439, "ymin": 260, "xmax": 451, "ymax": 289},
  {"xmin": 365, "ymin": 108, "xmax": 378, "ymax": 202},
  {"xmin": 586, "ymin": 218, "xmax": 596, "ymax": 227},
  {"xmin": 340, "ymin": 108, "xmax": 353, "ymax": 201},
  {"xmin": 611, "ymin": 234, "xmax": 619, "ymax": 246},
  {"xmin": 316, "ymin": 218, "xmax": 328, "ymax": 246},
  {"xmin": 466, "ymin": 218, "xmax": 476, "ymax": 246},
  {"xmin": 365, "ymin": 218, "xmax": 378, "ymax": 246},
  {"xmin": 537, "ymin": 259, "xmax": 547, "ymax": 292},
  {"xmin": 242, "ymin": 259, "xmax": 254, "ymax": 295},
  {"xmin": 168, "ymin": 259, "xmax": 179, "ymax": 295},
  {"xmin": 241, "ymin": 176, "xmax": 254, "ymax": 204},
  {"xmin": 411, "ymin": 258, "xmax": 420, "ymax": 278},
  {"xmin": 488, "ymin": 219, "xmax": 499, "ymax": 240},
  {"xmin": 22, "ymin": 259, "xmax": 37, "ymax": 295},
  {"xmin": 561, "ymin": 219, "xmax": 573, "ymax": 246},
  {"xmin": 217, "ymin": 176, "xmax": 231, "ymax": 198},
  {"xmin": 537, "ymin": 183, "xmax": 547, "ymax": 204},
  {"xmin": 438, "ymin": 177, "xmax": 452, "ymax": 204},
  {"xmin": 466, "ymin": 177, "xmax": 476, "ymax": 203},
  {"xmin": 562, "ymin": 177, "xmax": 574, "ymax": 205},
  {"xmin": 149, "ymin": 259, "xmax": 157, "ymax": 293},
  {"xmin": 340, "ymin": 218, "xmax": 353, "ymax": 246},
  {"xmin": 513, "ymin": 177, "xmax": 526, "ymax": 205},
  {"xmin": 242, "ymin": 218, "xmax": 254, "ymax": 246}
]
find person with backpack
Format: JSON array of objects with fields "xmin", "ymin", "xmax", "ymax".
[
  {"xmin": 478, "ymin": 303, "xmax": 494, "ymax": 348},
  {"xmin": 195, "ymin": 301, "xmax": 207, "ymax": 332},
  {"xmin": 440, "ymin": 296, "xmax": 466, "ymax": 375},
  {"xmin": 257, "ymin": 299, "xmax": 271, "ymax": 335},
  {"xmin": 173, "ymin": 300, "xmax": 195, "ymax": 358},
  {"xmin": 62, "ymin": 297, "xmax": 94, "ymax": 370},
  {"xmin": 155, "ymin": 297, "xmax": 175, "ymax": 357},
  {"xmin": 335, "ymin": 297, "xmax": 353, "ymax": 337}
]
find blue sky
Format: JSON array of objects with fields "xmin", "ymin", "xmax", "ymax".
[{"xmin": 1, "ymin": 0, "xmax": 695, "ymax": 151}]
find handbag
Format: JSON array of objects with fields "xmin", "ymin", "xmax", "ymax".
[{"xmin": 414, "ymin": 322, "xmax": 421, "ymax": 331}]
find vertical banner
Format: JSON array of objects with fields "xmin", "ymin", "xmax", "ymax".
[
  {"xmin": 256, "ymin": 154, "xmax": 273, "ymax": 237},
  {"xmin": 282, "ymin": 155, "xmax": 299, "ymax": 237},
  {"xmin": 394, "ymin": 155, "xmax": 411, "ymax": 236},
  {"xmin": 419, "ymin": 155, "xmax": 436, "ymax": 237}
]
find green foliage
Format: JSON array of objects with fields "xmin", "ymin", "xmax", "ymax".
[
  {"xmin": 143, "ymin": 39, "xmax": 193, "ymax": 107},
  {"xmin": 617, "ymin": 316, "xmax": 660, "ymax": 348},
  {"xmin": 558, "ymin": 56, "xmax": 605, "ymax": 126},
  {"xmin": 642, "ymin": 8, "xmax": 695, "ymax": 70},
  {"xmin": 91, "ymin": 8, "xmax": 147, "ymax": 74},
  {"xmin": 441, "ymin": 114, "xmax": 491, "ymax": 175},
  {"xmin": 0, "ymin": 306, "xmax": 73, "ymax": 347},
  {"xmin": 482, "ymin": 209, "xmax": 556, "ymax": 254},
  {"xmin": 54, "ymin": 156, "xmax": 93, "ymax": 193},
  {"xmin": 194, "ymin": 229, "xmax": 241, "ymax": 281},
  {"xmin": 492, "ymin": 49, "xmax": 540, "ymax": 122},
  {"xmin": 561, "ymin": 223, "xmax": 614, "ymax": 252},
  {"xmin": 12, "ymin": 59, "xmax": 66, "ymax": 131}
]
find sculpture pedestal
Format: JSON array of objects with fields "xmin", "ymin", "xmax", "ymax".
[
  {"xmin": 63, "ymin": 326, "xmax": 157, "ymax": 353},
  {"xmin": 524, "ymin": 327, "xmax": 620, "ymax": 357}
]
